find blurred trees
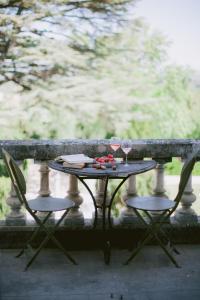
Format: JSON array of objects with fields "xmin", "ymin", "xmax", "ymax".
[
  {"xmin": 0, "ymin": 0, "xmax": 133, "ymax": 88},
  {"xmin": 0, "ymin": 0, "xmax": 137, "ymax": 138},
  {"xmin": 0, "ymin": 0, "xmax": 200, "ymax": 140},
  {"xmin": 69, "ymin": 20, "xmax": 200, "ymax": 139}
]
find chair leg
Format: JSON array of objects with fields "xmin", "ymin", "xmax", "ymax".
[
  {"xmin": 24, "ymin": 235, "xmax": 77, "ymax": 271},
  {"xmin": 171, "ymin": 245, "xmax": 180, "ymax": 255},
  {"xmin": 144, "ymin": 210, "xmax": 181, "ymax": 266},
  {"xmin": 159, "ymin": 227, "xmax": 180, "ymax": 255},
  {"xmin": 24, "ymin": 209, "xmax": 77, "ymax": 270},
  {"xmin": 124, "ymin": 208, "xmax": 180, "ymax": 267},
  {"xmin": 167, "ymin": 221, "xmax": 181, "ymax": 255},
  {"xmin": 144, "ymin": 221, "xmax": 181, "ymax": 268},
  {"xmin": 16, "ymin": 249, "xmax": 25, "ymax": 258},
  {"xmin": 124, "ymin": 209, "xmax": 153, "ymax": 264},
  {"xmin": 49, "ymin": 234, "xmax": 77, "ymax": 265},
  {"xmin": 16, "ymin": 212, "xmax": 52, "ymax": 258},
  {"xmin": 153, "ymin": 233, "xmax": 181, "ymax": 268},
  {"xmin": 40, "ymin": 210, "xmax": 78, "ymax": 265},
  {"xmin": 24, "ymin": 230, "xmax": 77, "ymax": 270},
  {"xmin": 144, "ymin": 217, "xmax": 181, "ymax": 268},
  {"xmin": 24, "ymin": 234, "xmax": 51, "ymax": 271},
  {"xmin": 124, "ymin": 228, "xmax": 180, "ymax": 267},
  {"xmin": 124, "ymin": 231, "xmax": 153, "ymax": 265}
]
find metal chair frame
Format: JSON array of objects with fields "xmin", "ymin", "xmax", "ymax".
[
  {"xmin": 2, "ymin": 149, "xmax": 77, "ymax": 270},
  {"xmin": 124, "ymin": 153, "xmax": 197, "ymax": 267}
]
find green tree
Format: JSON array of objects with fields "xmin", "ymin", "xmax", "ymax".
[
  {"xmin": 0, "ymin": 1, "xmax": 199, "ymax": 140},
  {"xmin": 0, "ymin": 0, "xmax": 137, "ymax": 139}
]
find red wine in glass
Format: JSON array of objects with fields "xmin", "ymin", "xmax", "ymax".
[
  {"xmin": 110, "ymin": 137, "xmax": 120, "ymax": 161},
  {"xmin": 110, "ymin": 143, "xmax": 120, "ymax": 152}
]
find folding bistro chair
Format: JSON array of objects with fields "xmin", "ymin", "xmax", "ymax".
[
  {"xmin": 2, "ymin": 149, "xmax": 77, "ymax": 270},
  {"xmin": 124, "ymin": 153, "xmax": 197, "ymax": 267}
]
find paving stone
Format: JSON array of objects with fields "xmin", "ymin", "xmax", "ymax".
[{"xmin": 1, "ymin": 246, "xmax": 200, "ymax": 300}]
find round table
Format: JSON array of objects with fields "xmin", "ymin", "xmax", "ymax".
[{"xmin": 49, "ymin": 160, "xmax": 157, "ymax": 263}]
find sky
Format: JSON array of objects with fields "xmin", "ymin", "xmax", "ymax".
[{"xmin": 134, "ymin": 0, "xmax": 200, "ymax": 70}]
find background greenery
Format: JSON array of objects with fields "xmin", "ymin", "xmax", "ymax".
[
  {"xmin": 0, "ymin": 0, "xmax": 200, "ymax": 217},
  {"xmin": 0, "ymin": 0, "xmax": 199, "ymax": 141}
]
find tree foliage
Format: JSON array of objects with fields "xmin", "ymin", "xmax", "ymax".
[
  {"xmin": 0, "ymin": 0, "xmax": 133, "ymax": 88},
  {"xmin": 0, "ymin": 0, "xmax": 199, "ymax": 140}
]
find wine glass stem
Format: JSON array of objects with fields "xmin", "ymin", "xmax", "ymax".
[{"xmin": 125, "ymin": 154, "xmax": 128, "ymax": 165}]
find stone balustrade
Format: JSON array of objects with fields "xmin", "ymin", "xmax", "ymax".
[{"xmin": 0, "ymin": 139, "xmax": 200, "ymax": 228}]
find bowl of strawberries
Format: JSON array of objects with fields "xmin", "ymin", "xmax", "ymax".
[{"xmin": 93, "ymin": 154, "xmax": 117, "ymax": 170}]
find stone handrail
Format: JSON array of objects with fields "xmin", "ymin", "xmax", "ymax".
[
  {"xmin": 0, "ymin": 139, "xmax": 199, "ymax": 160},
  {"xmin": 0, "ymin": 139, "xmax": 200, "ymax": 227}
]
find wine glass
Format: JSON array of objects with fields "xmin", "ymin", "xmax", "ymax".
[
  {"xmin": 121, "ymin": 142, "xmax": 132, "ymax": 166},
  {"xmin": 110, "ymin": 136, "xmax": 120, "ymax": 157}
]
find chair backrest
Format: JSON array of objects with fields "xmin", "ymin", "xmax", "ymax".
[
  {"xmin": 174, "ymin": 153, "xmax": 196, "ymax": 205},
  {"xmin": 2, "ymin": 149, "xmax": 27, "ymax": 206}
]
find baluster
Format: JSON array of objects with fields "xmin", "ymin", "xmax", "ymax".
[
  {"xmin": 6, "ymin": 161, "xmax": 25, "ymax": 225},
  {"xmin": 174, "ymin": 160, "xmax": 198, "ymax": 224},
  {"xmin": 151, "ymin": 163, "xmax": 168, "ymax": 219},
  {"xmin": 65, "ymin": 175, "xmax": 84, "ymax": 227},
  {"xmin": 36, "ymin": 161, "xmax": 54, "ymax": 223},
  {"xmin": 120, "ymin": 175, "xmax": 139, "ymax": 225},
  {"xmin": 39, "ymin": 161, "xmax": 50, "ymax": 197},
  {"xmin": 95, "ymin": 179, "xmax": 105, "ymax": 210},
  {"xmin": 153, "ymin": 163, "xmax": 168, "ymax": 198}
]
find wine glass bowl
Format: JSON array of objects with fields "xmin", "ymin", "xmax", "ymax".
[
  {"xmin": 110, "ymin": 137, "xmax": 120, "ymax": 154},
  {"xmin": 121, "ymin": 142, "xmax": 132, "ymax": 166},
  {"xmin": 110, "ymin": 143, "xmax": 120, "ymax": 152}
]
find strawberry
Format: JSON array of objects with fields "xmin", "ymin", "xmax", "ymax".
[{"xmin": 95, "ymin": 154, "xmax": 115, "ymax": 165}]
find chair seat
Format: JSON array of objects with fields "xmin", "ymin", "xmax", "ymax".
[
  {"xmin": 127, "ymin": 196, "xmax": 175, "ymax": 212},
  {"xmin": 28, "ymin": 196, "xmax": 75, "ymax": 212}
]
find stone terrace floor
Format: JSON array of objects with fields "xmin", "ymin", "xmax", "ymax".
[{"xmin": 1, "ymin": 245, "xmax": 200, "ymax": 300}]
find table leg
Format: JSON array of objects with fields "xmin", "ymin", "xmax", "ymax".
[
  {"xmin": 104, "ymin": 240, "xmax": 111, "ymax": 265},
  {"xmin": 102, "ymin": 176, "xmax": 130, "ymax": 264},
  {"xmin": 101, "ymin": 177, "xmax": 111, "ymax": 264},
  {"xmin": 77, "ymin": 176, "xmax": 129, "ymax": 265}
]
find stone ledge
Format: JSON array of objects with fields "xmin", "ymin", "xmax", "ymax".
[
  {"xmin": 1, "ymin": 223, "xmax": 200, "ymax": 249},
  {"xmin": 0, "ymin": 138, "xmax": 199, "ymax": 160}
]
